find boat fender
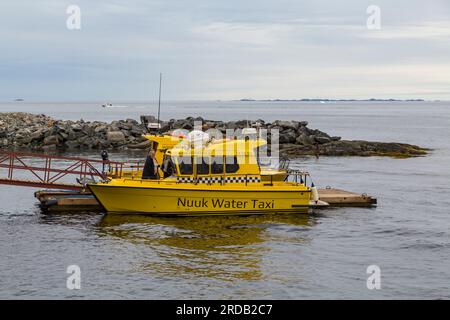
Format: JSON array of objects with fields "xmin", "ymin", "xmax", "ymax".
[{"xmin": 311, "ymin": 183, "xmax": 319, "ymax": 204}]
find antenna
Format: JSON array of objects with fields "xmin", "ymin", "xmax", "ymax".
[{"xmin": 157, "ymin": 73, "xmax": 162, "ymax": 128}]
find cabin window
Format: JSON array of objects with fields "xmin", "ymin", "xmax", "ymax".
[
  {"xmin": 225, "ymin": 156, "xmax": 239, "ymax": 173},
  {"xmin": 196, "ymin": 157, "xmax": 210, "ymax": 175},
  {"xmin": 178, "ymin": 157, "xmax": 193, "ymax": 175}
]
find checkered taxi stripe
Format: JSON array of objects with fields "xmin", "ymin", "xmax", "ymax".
[{"xmin": 177, "ymin": 176, "xmax": 261, "ymax": 184}]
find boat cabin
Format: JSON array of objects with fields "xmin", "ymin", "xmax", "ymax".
[{"xmin": 163, "ymin": 138, "xmax": 267, "ymax": 183}]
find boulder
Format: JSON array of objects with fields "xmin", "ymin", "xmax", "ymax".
[
  {"xmin": 70, "ymin": 124, "xmax": 82, "ymax": 131},
  {"xmin": 126, "ymin": 118, "xmax": 139, "ymax": 125},
  {"xmin": 127, "ymin": 140, "xmax": 151, "ymax": 149},
  {"xmin": 295, "ymin": 133, "xmax": 314, "ymax": 145},
  {"xmin": 298, "ymin": 121, "xmax": 308, "ymax": 127},
  {"xmin": 65, "ymin": 141, "xmax": 80, "ymax": 149},
  {"xmin": 30, "ymin": 129, "xmax": 46, "ymax": 141},
  {"xmin": 131, "ymin": 125, "xmax": 144, "ymax": 136},
  {"xmin": 94, "ymin": 125, "xmax": 108, "ymax": 133},
  {"xmin": 106, "ymin": 131, "xmax": 125, "ymax": 143},
  {"xmin": 181, "ymin": 123, "xmax": 193, "ymax": 130},
  {"xmin": 43, "ymin": 135, "xmax": 59, "ymax": 146},
  {"xmin": 279, "ymin": 130, "xmax": 297, "ymax": 144},
  {"xmin": 314, "ymin": 135, "xmax": 332, "ymax": 144},
  {"xmin": 274, "ymin": 120, "xmax": 298, "ymax": 130}
]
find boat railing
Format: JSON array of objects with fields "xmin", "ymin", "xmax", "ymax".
[
  {"xmin": 286, "ymin": 169, "xmax": 311, "ymax": 186},
  {"xmin": 279, "ymin": 157, "xmax": 290, "ymax": 170},
  {"xmin": 106, "ymin": 160, "xmax": 145, "ymax": 179}
]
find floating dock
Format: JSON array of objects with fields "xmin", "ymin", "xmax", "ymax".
[
  {"xmin": 316, "ymin": 187, "xmax": 377, "ymax": 207},
  {"xmin": 35, "ymin": 188, "xmax": 376, "ymax": 212},
  {"xmin": 35, "ymin": 190, "xmax": 103, "ymax": 212}
]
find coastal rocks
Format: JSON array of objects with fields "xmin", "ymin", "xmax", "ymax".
[
  {"xmin": 0, "ymin": 112, "xmax": 428, "ymax": 158},
  {"xmin": 280, "ymin": 140, "xmax": 428, "ymax": 158},
  {"xmin": 0, "ymin": 112, "xmax": 147, "ymax": 151}
]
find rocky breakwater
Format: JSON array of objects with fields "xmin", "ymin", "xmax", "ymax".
[
  {"xmin": 0, "ymin": 112, "xmax": 146, "ymax": 151},
  {"xmin": 0, "ymin": 112, "xmax": 428, "ymax": 158}
]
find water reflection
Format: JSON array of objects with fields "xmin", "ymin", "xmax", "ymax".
[{"xmin": 97, "ymin": 214, "xmax": 314, "ymax": 281}]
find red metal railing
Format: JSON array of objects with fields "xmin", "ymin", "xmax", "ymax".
[{"xmin": 0, "ymin": 150, "xmax": 126, "ymax": 190}]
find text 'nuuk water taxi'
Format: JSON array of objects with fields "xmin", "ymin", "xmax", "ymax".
[{"xmin": 88, "ymin": 131, "xmax": 318, "ymax": 216}]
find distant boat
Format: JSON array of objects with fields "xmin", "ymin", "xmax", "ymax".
[
  {"xmin": 102, "ymin": 103, "xmax": 130, "ymax": 108},
  {"xmin": 13, "ymin": 98, "xmax": 24, "ymax": 102}
]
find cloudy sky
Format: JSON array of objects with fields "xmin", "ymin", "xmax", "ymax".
[{"xmin": 1, "ymin": 0, "xmax": 449, "ymax": 101}]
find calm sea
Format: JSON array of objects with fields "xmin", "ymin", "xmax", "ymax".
[{"xmin": 0, "ymin": 101, "xmax": 449, "ymax": 299}]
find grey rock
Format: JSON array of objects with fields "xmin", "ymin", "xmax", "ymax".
[
  {"xmin": 181, "ymin": 123, "xmax": 193, "ymax": 130},
  {"xmin": 42, "ymin": 144, "xmax": 57, "ymax": 151},
  {"xmin": 94, "ymin": 125, "xmax": 108, "ymax": 133},
  {"xmin": 295, "ymin": 133, "xmax": 314, "ymax": 145},
  {"xmin": 71, "ymin": 124, "xmax": 82, "ymax": 131},
  {"xmin": 314, "ymin": 135, "xmax": 332, "ymax": 144},
  {"xmin": 106, "ymin": 131, "xmax": 125, "ymax": 143},
  {"xmin": 279, "ymin": 130, "xmax": 297, "ymax": 144},
  {"xmin": 128, "ymin": 140, "xmax": 151, "ymax": 149},
  {"xmin": 131, "ymin": 125, "xmax": 144, "ymax": 136},
  {"xmin": 43, "ymin": 135, "xmax": 59, "ymax": 146},
  {"xmin": 65, "ymin": 141, "xmax": 80, "ymax": 149},
  {"xmin": 274, "ymin": 120, "xmax": 298, "ymax": 130},
  {"xmin": 126, "ymin": 118, "xmax": 139, "ymax": 125},
  {"xmin": 30, "ymin": 129, "xmax": 46, "ymax": 141},
  {"xmin": 109, "ymin": 126, "xmax": 121, "ymax": 132}
]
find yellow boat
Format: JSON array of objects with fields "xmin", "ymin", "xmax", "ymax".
[{"xmin": 88, "ymin": 134, "xmax": 314, "ymax": 216}]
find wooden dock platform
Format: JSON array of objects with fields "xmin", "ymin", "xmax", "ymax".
[
  {"xmin": 35, "ymin": 190, "xmax": 103, "ymax": 212},
  {"xmin": 35, "ymin": 187, "xmax": 376, "ymax": 212},
  {"xmin": 318, "ymin": 188, "xmax": 377, "ymax": 207}
]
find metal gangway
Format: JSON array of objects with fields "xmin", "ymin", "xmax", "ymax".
[{"xmin": 0, "ymin": 150, "xmax": 127, "ymax": 191}]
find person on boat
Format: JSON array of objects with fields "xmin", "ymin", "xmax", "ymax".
[
  {"xmin": 101, "ymin": 149, "xmax": 109, "ymax": 174},
  {"xmin": 162, "ymin": 155, "xmax": 175, "ymax": 178},
  {"xmin": 142, "ymin": 150, "xmax": 158, "ymax": 179}
]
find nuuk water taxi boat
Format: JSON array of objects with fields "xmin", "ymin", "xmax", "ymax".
[{"xmin": 88, "ymin": 133, "xmax": 317, "ymax": 216}]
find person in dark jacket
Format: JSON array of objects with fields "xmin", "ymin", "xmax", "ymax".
[{"xmin": 142, "ymin": 150, "xmax": 157, "ymax": 179}]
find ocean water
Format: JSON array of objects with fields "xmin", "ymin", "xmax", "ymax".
[{"xmin": 0, "ymin": 101, "xmax": 449, "ymax": 299}]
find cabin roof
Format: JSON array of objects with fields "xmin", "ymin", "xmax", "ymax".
[
  {"xmin": 143, "ymin": 134, "xmax": 183, "ymax": 149},
  {"xmin": 168, "ymin": 138, "xmax": 267, "ymax": 157}
]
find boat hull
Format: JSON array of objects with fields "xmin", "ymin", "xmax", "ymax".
[{"xmin": 88, "ymin": 183, "xmax": 311, "ymax": 216}]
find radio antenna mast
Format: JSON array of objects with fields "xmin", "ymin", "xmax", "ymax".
[{"xmin": 157, "ymin": 73, "xmax": 162, "ymax": 128}]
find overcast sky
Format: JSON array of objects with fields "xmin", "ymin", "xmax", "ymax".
[{"xmin": 1, "ymin": 0, "xmax": 449, "ymax": 101}]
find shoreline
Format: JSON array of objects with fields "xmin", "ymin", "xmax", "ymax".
[{"xmin": 0, "ymin": 112, "xmax": 428, "ymax": 158}]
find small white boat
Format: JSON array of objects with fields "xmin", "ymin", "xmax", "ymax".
[{"xmin": 102, "ymin": 103, "xmax": 130, "ymax": 108}]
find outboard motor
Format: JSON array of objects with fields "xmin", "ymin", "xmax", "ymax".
[{"xmin": 311, "ymin": 182, "xmax": 319, "ymax": 204}]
